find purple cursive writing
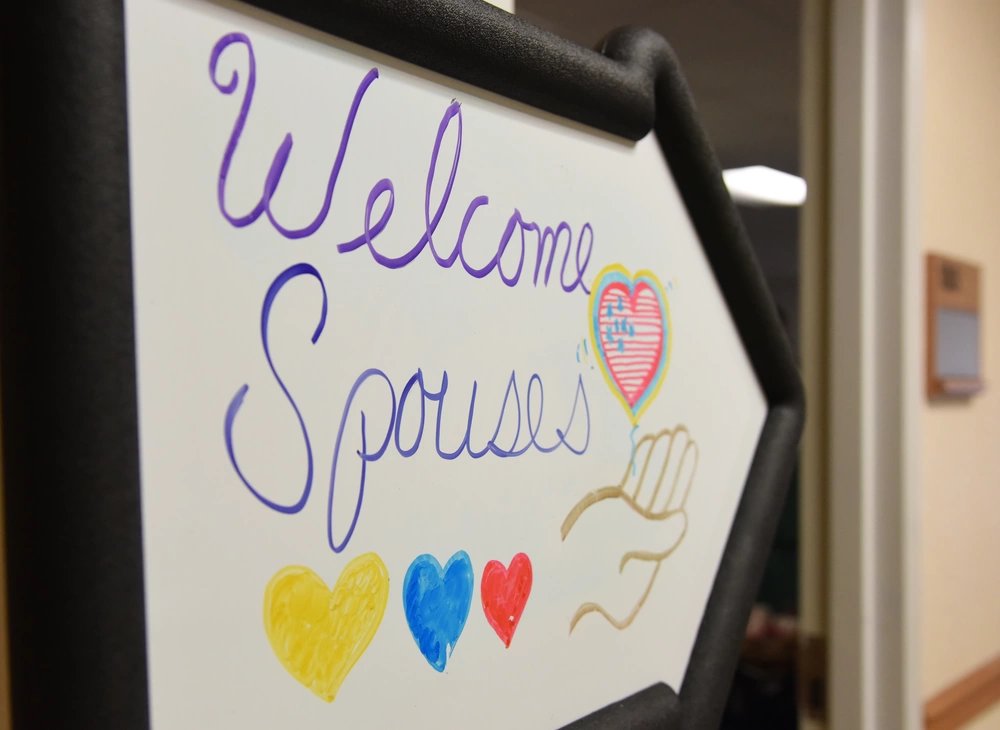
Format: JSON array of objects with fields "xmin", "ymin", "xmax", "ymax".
[
  {"xmin": 224, "ymin": 264, "xmax": 591, "ymax": 553},
  {"xmin": 210, "ymin": 33, "xmax": 594, "ymax": 294}
]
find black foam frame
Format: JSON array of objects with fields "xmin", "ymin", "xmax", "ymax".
[{"xmin": 0, "ymin": 1, "xmax": 803, "ymax": 728}]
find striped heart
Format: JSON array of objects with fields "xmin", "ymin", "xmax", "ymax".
[{"xmin": 590, "ymin": 265, "xmax": 671, "ymax": 425}]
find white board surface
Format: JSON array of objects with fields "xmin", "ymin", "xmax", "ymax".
[{"xmin": 124, "ymin": 1, "xmax": 767, "ymax": 727}]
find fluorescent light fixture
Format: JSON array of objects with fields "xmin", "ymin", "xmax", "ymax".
[{"xmin": 722, "ymin": 165, "xmax": 807, "ymax": 207}]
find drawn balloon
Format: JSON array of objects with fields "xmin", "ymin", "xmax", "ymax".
[{"xmin": 588, "ymin": 264, "xmax": 672, "ymax": 427}]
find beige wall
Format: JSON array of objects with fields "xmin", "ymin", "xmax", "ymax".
[
  {"xmin": 921, "ymin": 0, "xmax": 1000, "ymax": 704},
  {"xmin": 970, "ymin": 705, "xmax": 1000, "ymax": 730}
]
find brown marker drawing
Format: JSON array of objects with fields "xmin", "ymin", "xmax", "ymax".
[{"xmin": 561, "ymin": 425, "xmax": 698, "ymax": 631}]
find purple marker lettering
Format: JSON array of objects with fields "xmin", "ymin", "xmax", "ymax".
[
  {"xmin": 487, "ymin": 372, "xmax": 525, "ymax": 457},
  {"xmin": 394, "ymin": 370, "xmax": 427, "ymax": 457},
  {"xmin": 328, "ymin": 368, "xmax": 396, "ymax": 552},
  {"xmin": 495, "ymin": 212, "xmax": 527, "ymax": 286},
  {"xmin": 211, "ymin": 33, "xmax": 595, "ymax": 294},
  {"xmin": 210, "ymin": 33, "xmax": 378, "ymax": 237},
  {"xmin": 574, "ymin": 223, "xmax": 595, "ymax": 294},
  {"xmin": 425, "ymin": 102, "xmax": 463, "ymax": 265},
  {"xmin": 223, "ymin": 263, "xmax": 327, "ymax": 513},
  {"xmin": 227, "ymin": 265, "xmax": 592, "ymax": 552}
]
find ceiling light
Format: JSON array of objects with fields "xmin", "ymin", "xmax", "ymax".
[{"xmin": 722, "ymin": 166, "xmax": 807, "ymax": 207}]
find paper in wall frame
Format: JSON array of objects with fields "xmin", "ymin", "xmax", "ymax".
[{"xmin": 0, "ymin": 1, "xmax": 803, "ymax": 728}]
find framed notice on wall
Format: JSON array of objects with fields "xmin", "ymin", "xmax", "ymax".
[{"xmin": 0, "ymin": 1, "xmax": 803, "ymax": 729}]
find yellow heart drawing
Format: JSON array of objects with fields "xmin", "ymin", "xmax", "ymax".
[{"xmin": 263, "ymin": 553, "xmax": 389, "ymax": 702}]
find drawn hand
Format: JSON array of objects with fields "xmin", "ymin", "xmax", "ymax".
[{"xmin": 561, "ymin": 426, "xmax": 698, "ymax": 631}]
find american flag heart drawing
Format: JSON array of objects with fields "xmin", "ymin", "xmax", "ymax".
[{"xmin": 589, "ymin": 264, "xmax": 671, "ymax": 425}]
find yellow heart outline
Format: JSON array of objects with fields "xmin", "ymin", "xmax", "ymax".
[{"xmin": 263, "ymin": 553, "xmax": 389, "ymax": 702}]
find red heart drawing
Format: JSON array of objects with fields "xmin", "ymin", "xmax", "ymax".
[
  {"xmin": 590, "ymin": 266, "xmax": 671, "ymax": 425},
  {"xmin": 480, "ymin": 553, "xmax": 532, "ymax": 648}
]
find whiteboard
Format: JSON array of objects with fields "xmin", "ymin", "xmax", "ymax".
[{"xmin": 124, "ymin": 1, "xmax": 767, "ymax": 727}]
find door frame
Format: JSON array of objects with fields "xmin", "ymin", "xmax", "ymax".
[{"xmin": 800, "ymin": 0, "xmax": 924, "ymax": 728}]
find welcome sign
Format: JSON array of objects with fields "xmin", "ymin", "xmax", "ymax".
[{"xmin": 0, "ymin": 1, "xmax": 803, "ymax": 728}]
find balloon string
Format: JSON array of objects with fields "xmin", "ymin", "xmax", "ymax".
[{"xmin": 629, "ymin": 424, "xmax": 638, "ymax": 476}]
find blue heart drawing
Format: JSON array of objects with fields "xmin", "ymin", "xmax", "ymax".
[{"xmin": 402, "ymin": 551, "xmax": 474, "ymax": 672}]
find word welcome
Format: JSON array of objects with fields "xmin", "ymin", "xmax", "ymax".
[
  {"xmin": 224, "ymin": 264, "xmax": 591, "ymax": 553},
  {"xmin": 210, "ymin": 33, "xmax": 595, "ymax": 294}
]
